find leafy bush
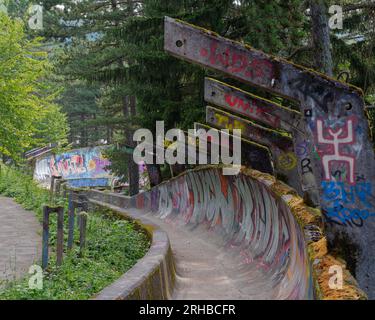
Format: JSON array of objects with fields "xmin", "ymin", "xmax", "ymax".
[{"xmin": 0, "ymin": 166, "xmax": 150, "ymax": 300}]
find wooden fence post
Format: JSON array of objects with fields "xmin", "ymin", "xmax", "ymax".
[
  {"xmin": 67, "ymin": 192, "xmax": 88, "ymax": 252},
  {"xmin": 42, "ymin": 206, "xmax": 50, "ymax": 269},
  {"xmin": 41, "ymin": 205, "xmax": 64, "ymax": 269},
  {"xmin": 79, "ymin": 212, "xmax": 88, "ymax": 257},
  {"xmin": 67, "ymin": 191, "xmax": 76, "ymax": 251},
  {"xmin": 49, "ymin": 175, "xmax": 62, "ymax": 203},
  {"xmin": 56, "ymin": 207, "xmax": 64, "ymax": 266}
]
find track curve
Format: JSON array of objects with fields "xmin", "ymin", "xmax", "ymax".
[{"xmin": 89, "ymin": 167, "xmax": 316, "ymax": 300}]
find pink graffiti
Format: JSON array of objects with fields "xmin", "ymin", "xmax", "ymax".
[
  {"xmin": 55, "ymin": 155, "xmax": 87, "ymax": 176},
  {"xmin": 49, "ymin": 157, "xmax": 59, "ymax": 177},
  {"xmin": 224, "ymin": 93, "xmax": 280, "ymax": 127},
  {"xmin": 316, "ymin": 118, "xmax": 356, "ymax": 184},
  {"xmin": 200, "ymin": 40, "xmax": 274, "ymax": 82}
]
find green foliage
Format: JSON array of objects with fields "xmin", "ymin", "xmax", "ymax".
[
  {"xmin": 229, "ymin": 0, "xmax": 306, "ymax": 55},
  {"xmin": 0, "ymin": 12, "xmax": 69, "ymax": 161},
  {"xmin": 0, "ymin": 166, "xmax": 150, "ymax": 300},
  {"xmin": 36, "ymin": 0, "xmax": 375, "ymax": 173},
  {"xmin": 331, "ymin": 1, "xmax": 375, "ymax": 98}
]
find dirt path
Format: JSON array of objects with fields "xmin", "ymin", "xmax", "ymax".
[{"xmin": 0, "ymin": 196, "xmax": 42, "ymax": 286}]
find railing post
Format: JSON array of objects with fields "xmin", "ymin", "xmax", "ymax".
[
  {"xmin": 41, "ymin": 205, "xmax": 64, "ymax": 269},
  {"xmin": 67, "ymin": 191, "xmax": 88, "ymax": 251},
  {"xmin": 67, "ymin": 192, "xmax": 75, "ymax": 251},
  {"xmin": 56, "ymin": 207, "xmax": 64, "ymax": 266},
  {"xmin": 79, "ymin": 212, "xmax": 88, "ymax": 257},
  {"xmin": 49, "ymin": 175, "xmax": 62, "ymax": 203},
  {"xmin": 42, "ymin": 206, "xmax": 50, "ymax": 269}
]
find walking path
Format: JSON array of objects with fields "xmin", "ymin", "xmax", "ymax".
[{"xmin": 0, "ymin": 196, "xmax": 42, "ymax": 286}]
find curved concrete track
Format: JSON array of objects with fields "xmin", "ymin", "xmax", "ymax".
[
  {"xmin": 0, "ymin": 197, "xmax": 42, "ymax": 286},
  {"xmin": 89, "ymin": 167, "xmax": 316, "ymax": 300},
  {"xmin": 130, "ymin": 208, "xmax": 281, "ymax": 300}
]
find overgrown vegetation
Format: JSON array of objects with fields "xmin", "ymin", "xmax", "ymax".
[
  {"xmin": 0, "ymin": 12, "xmax": 68, "ymax": 162},
  {"xmin": 0, "ymin": 166, "xmax": 150, "ymax": 300}
]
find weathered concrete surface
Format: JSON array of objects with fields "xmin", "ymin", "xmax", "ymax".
[
  {"xmin": 87, "ymin": 167, "xmax": 365, "ymax": 300},
  {"xmin": 165, "ymin": 17, "xmax": 375, "ymax": 298},
  {"xmin": 0, "ymin": 197, "xmax": 42, "ymax": 286},
  {"xmin": 88, "ymin": 168, "xmax": 317, "ymax": 299},
  {"xmin": 193, "ymin": 122, "xmax": 274, "ymax": 174},
  {"xmin": 205, "ymin": 106, "xmax": 301, "ymax": 194},
  {"xmin": 137, "ymin": 210, "xmax": 281, "ymax": 300}
]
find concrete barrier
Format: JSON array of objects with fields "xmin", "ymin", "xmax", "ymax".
[
  {"xmin": 87, "ymin": 166, "xmax": 366, "ymax": 300},
  {"xmin": 90, "ymin": 202, "xmax": 176, "ymax": 300}
]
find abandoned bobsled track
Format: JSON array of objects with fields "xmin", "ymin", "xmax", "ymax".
[{"xmin": 87, "ymin": 167, "xmax": 365, "ymax": 300}]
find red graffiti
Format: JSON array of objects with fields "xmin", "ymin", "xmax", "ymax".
[
  {"xmin": 316, "ymin": 117, "xmax": 357, "ymax": 185},
  {"xmin": 200, "ymin": 40, "xmax": 274, "ymax": 82},
  {"xmin": 224, "ymin": 93, "xmax": 280, "ymax": 127}
]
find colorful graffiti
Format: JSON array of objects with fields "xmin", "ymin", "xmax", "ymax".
[
  {"xmin": 92, "ymin": 168, "xmax": 314, "ymax": 299},
  {"xmin": 199, "ymin": 40, "xmax": 274, "ymax": 83},
  {"xmin": 224, "ymin": 93, "xmax": 280, "ymax": 128},
  {"xmin": 34, "ymin": 147, "xmax": 113, "ymax": 188},
  {"xmin": 277, "ymin": 152, "xmax": 298, "ymax": 171},
  {"xmin": 34, "ymin": 147, "xmax": 151, "ymax": 188},
  {"xmin": 316, "ymin": 118, "xmax": 356, "ymax": 185},
  {"xmin": 322, "ymin": 181, "xmax": 375, "ymax": 227},
  {"xmin": 162, "ymin": 16, "xmax": 375, "ymax": 298}
]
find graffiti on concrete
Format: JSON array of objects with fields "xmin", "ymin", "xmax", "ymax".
[
  {"xmin": 34, "ymin": 147, "xmax": 158, "ymax": 189},
  {"xmin": 126, "ymin": 168, "xmax": 314, "ymax": 299},
  {"xmin": 206, "ymin": 106, "xmax": 301, "ymax": 193},
  {"xmin": 165, "ymin": 17, "xmax": 375, "ymax": 296},
  {"xmin": 50, "ymin": 148, "xmax": 111, "ymax": 185},
  {"xmin": 34, "ymin": 147, "xmax": 112, "ymax": 188},
  {"xmin": 315, "ymin": 118, "xmax": 356, "ymax": 184},
  {"xmin": 204, "ymin": 78, "xmax": 298, "ymax": 131},
  {"xmin": 223, "ymin": 92, "xmax": 280, "ymax": 128},
  {"xmin": 277, "ymin": 152, "xmax": 298, "ymax": 171},
  {"xmin": 322, "ymin": 181, "xmax": 375, "ymax": 227},
  {"xmin": 288, "ymin": 75, "xmax": 336, "ymax": 113},
  {"xmin": 199, "ymin": 40, "xmax": 274, "ymax": 83},
  {"xmin": 206, "ymin": 106, "xmax": 293, "ymax": 150},
  {"xmin": 204, "ymin": 78, "xmax": 317, "ymax": 199},
  {"xmin": 194, "ymin": 122, "xmax": 274, "ymax": 174}
]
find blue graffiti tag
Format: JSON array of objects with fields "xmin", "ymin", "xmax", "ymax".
[
  {"xmin": 322, "ymin": 181, "xmax": 373, "ymax": 208},
  {"xmin": 322, "ymin": 181, "xmax": 375, "ymax": 225},
  {"xmin": 324, "ymin": 206, "xmax": 375, "ymax": 225}
]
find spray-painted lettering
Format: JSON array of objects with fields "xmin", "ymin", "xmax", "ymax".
[
  {"xmin": 200, "ymin": 40, "xmax": 274, "ymax": 82},
  {"xmin": 322, "ymin": 181, "xmax": 375, "ymax": 226},
  {"xmin": 223, "ymin": 93, "xmax": 280, "ymax": 127}
]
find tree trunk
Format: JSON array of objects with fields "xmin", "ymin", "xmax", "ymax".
[
  {"xmin": 310, "ymin": 0, "xmax": 333, "ymax": 76},
  {"xmin": 123, "ymin": 96, "xmax": 139, "ymax": 196},
  {"xmin": 80, "ymin": 114, "xmax": 87, "ymax": 147}
]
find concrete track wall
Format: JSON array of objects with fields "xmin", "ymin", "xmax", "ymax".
[{"xmin": 87, "ymin": 167, "xmax": 365, "ymax": 300}]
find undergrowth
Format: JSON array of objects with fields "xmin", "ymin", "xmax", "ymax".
[{"xmin": 0, "ymin": 166, "xmax": 150, "ymax": 300}]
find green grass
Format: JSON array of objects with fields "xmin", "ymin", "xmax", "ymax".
[{"xmin": 0, "ymin": 166, "xmax": 150, "ymax": 300}]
